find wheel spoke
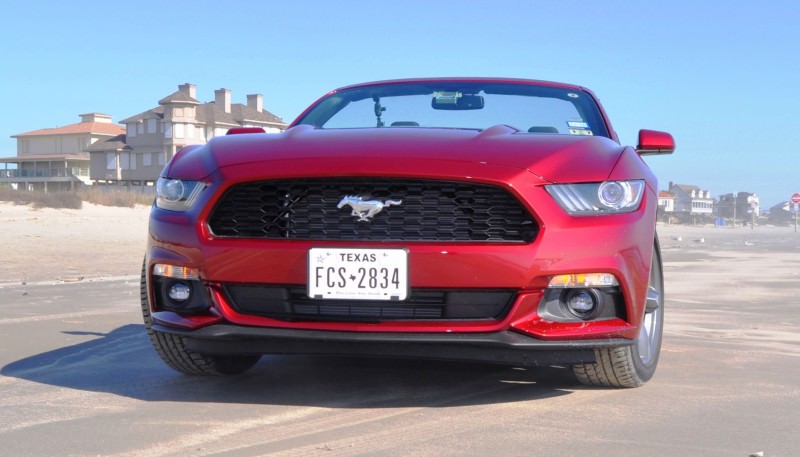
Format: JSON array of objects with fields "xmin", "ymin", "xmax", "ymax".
[
  {"xmin": 645, "ymin": 285, "xmax": 660, "ymax": 312},
  {"xmin": 638, "ymin": 318, "xmax": 652, "ymax": 361},
  {"xmin": 638, "ymin": 253, "xmax": 663, "ymax": 366}
]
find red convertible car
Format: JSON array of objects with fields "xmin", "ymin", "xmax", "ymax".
[{"xmin": 141, "ymin": 78, "xmax": 674, "ymax": 387}]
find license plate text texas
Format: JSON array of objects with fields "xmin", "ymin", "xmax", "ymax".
[{"xmin": 307, "ymin": 248, "xmax": 409, "ymax": 301}]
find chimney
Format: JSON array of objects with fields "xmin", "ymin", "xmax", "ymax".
[
  {"xmin": 79, "ymin": 113, "xmax": 113, "ymax": 124},
  {"xmin": 178, "ymin": 83, "xmax": 196, "ymax": 99},
  {"xmin": 215, "ymin": 88, "xmax": 231, "ymax": 113},
  {"xmin": 247, "ymin": 94, "xmax": 263, "ymax": 112}
]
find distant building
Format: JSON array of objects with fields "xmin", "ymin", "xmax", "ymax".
[
  {"xmin": 657, "ymin": 191, "xmax": 675, "ymax": 212},
  {"xmin": 1, "ymin": 113, "xmax": 124, "ymax": 191},
  {"xmin": 657, "ymin": 191, "xmax": 675, "ymax": 222},
  {"xmin": 717, "ymin": 192, "xmax": 760, "ymax": 224},
  {"xmin": 767, "ymin": 200, "xmax": 796, "ymax": 225},
  {"xmin": 89, "ymin": 83, "xmax": 288, "ymax": 186},
  {"xmin": 668, "ymin": 182, "xmax": 713, "ymax": 222}
]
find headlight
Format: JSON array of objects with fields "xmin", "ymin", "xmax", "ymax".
[
  {"xmin": 546, "ymin": 180, "xmax": 645, "ymax": 215},
  {"xmin": 156, "ymin": 178, "xmax": 205, "ymax": 211}
]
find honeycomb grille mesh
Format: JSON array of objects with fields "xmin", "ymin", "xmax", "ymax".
[{"xmin": 207, "ymin": 178, "xmax": 537, "ymax": 242}]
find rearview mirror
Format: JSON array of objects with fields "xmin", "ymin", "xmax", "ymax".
[
  {"xmin": 636, "ymin": 129, "xmax": 675, "ymax": 155},
  {"xmin": 432, "ymin": 93, "xmax": 484, "ymax": 110}
]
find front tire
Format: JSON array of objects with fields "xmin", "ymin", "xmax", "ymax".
[
  {"xmin": 140, "ymin": 261, "xmax": 260, "ymax": 375},
  {"xmin": 572, "ymin": 241, "xmax": 664, "ymax": 388}
]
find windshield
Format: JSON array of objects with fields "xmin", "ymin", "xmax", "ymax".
[{"xmin": 295, "ymin": 82, "xmax": 610, "ymax": 138}]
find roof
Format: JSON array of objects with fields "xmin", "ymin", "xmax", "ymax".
[
  {"xmin": 158, "ymin": 89, "xmax": 201, "ymax": 106},
  {"xmin": 13, "ymin": 122, "xmax": 124, "ymax": 137},
  {"xmin": 122, "ymin": 100, "xmax": 286, "ymax": 127},
  {"xmin": 658, "ymin": 191, "xmax": 675, "ymax": 199},
  {"xmin": 120, "ymin": 106, "xmax": 165, "ymax": 124},
  {"xmin": 231, "ymin": 103, "xmax": 285, "ymax": 126},
  {"xmin": 86, "ymin": 134, "xmax": 131, "ymax": 152},
  {"xmin": 193, "ymin": 102, "xmax": 286, "ymax": 127},
  {"xmin": 670, "ymin": 183, "xmax": 710, "ymax": 194},
  {"xmin": 671, "ymin": 183, "xmax": 700, "ymax": 192},
  {"xmin": 770, "ymin": 201, "xmax": 792, "ymax": 211},
  {"xmin": 120, "ymin": 83, "xmax": 288, "ymax": 128},
  {"xmin": 196, "ymin": 103, "xmax": 237, "ymax": 126},
  {"xmin": 670, "ymin": 183, "xmax": 713, "ymax": 200}
]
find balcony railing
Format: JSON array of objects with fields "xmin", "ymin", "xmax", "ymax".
[{"xmin": 0, "ymin": 168, "xmax": 89, "ymax": 178}]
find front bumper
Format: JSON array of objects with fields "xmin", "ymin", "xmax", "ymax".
[
  {"xmin": 153, "ymin": 323, "xmax": 631, "ymax": 367},
  {"xmin": 146, "ymin": 164, "xmax": 659, "ymax": 342}
]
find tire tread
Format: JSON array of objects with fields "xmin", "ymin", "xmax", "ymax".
[
  {"xmin": 572, "ymin": 242, "xmax": 663, "ymax": 389},
  {"xmin": 140, "ymin": 261, "xmax": 259, "ymax": 376}
]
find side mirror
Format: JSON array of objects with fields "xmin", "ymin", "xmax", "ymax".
[{"xmin": 636, "ymin": 129, "xmax": 675, "ymax": 155}]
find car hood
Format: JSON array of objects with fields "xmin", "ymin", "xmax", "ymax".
[{"xmin": 168, "ymin": 125, "xmax": 626, "ymax": 183}]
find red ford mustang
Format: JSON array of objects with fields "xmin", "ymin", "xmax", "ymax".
[{"xmin": 141, "ymin": 78, "xmax": 674, "ymax": 387}]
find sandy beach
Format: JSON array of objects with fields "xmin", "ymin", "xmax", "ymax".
[
  {"xmin": 0, "ymin": 202, "xmax": 150, "ymax": 284},
  {"xmin": 2, "ymin": 202, "xmax": 799, "ymax": 456}
]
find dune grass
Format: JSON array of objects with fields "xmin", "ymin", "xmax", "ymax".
[{"xmin": 0, "ymin": 187, "xmax": 153, "ymax": 209}]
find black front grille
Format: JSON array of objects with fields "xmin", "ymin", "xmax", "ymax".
[
  {"xmin": 223, "ymin": 284, "xmax": 515, "ymax": 322},
  {"xmin": 207, "ymin": 178, "xmax": 537, "ymax": 242}
]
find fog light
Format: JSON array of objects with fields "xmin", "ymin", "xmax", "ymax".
[
  {"xmin": 565, "ymin": 289, "xmax": 598, "ymax": 318},
  {"xmin": 168, "ymin": 282, "xmax": 192, "ymax": 302}
]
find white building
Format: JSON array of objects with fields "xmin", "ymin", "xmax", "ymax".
[
  {"xmin": 1, "ymin": 113, "xmax": 124, "ymax": 191},
  {"xmin": 89, "ymin": 83, "xmax": 287, "ymax": 186}
]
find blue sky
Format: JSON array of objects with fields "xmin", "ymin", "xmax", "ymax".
[{"xmin": 1, "ymin": 0, "xmax": 798, "ymax": 206}]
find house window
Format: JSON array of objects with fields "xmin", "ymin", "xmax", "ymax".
[
  {"xmin": 146, "ymin": 119, "xmax": 156, "ymax": 134},
  {"xmin": 164, "ymin": 122, "xmax": 172, "ymax": 138},
  {"xmin": 187, "ymin": 124, "xmax": 195, "ymax": 138},
  {"xmin": 143, "ymin": 152, "xmax": 152, "ymax": 167},
  {"xmin": 120, "ymin": 152, "xmax": 130, "ymax": 170},
  {"xmin": 175, "ymin": 108, "xmax": 184, "ymax": 117},
  {"xmin": 128, "ymin": 123, "xmax": 137, "ymax": 138},
  {"xmin": 106, "ymin": 152, "xmax": 116, "ymax": 170},
  {"xmin": 175, "ymin": 123, "xmax": 185, "ymax": 139},
  {"xmin": 137, "ymin": 123, "xmax": 144, "ymax": 134}
]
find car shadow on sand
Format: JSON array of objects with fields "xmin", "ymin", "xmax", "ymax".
[{"xmin": 2, "ymin": 324, "xmax": 578, "ymax": 407}]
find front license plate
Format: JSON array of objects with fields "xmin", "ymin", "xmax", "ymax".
[{"xmin": 308, "ymin": 248, "xmax": 408, "ymax": 301}]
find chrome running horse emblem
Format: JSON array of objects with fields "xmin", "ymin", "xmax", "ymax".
[{"xmin": 337, "ymin": 195, "xmax": 402, "ymax": 222}]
